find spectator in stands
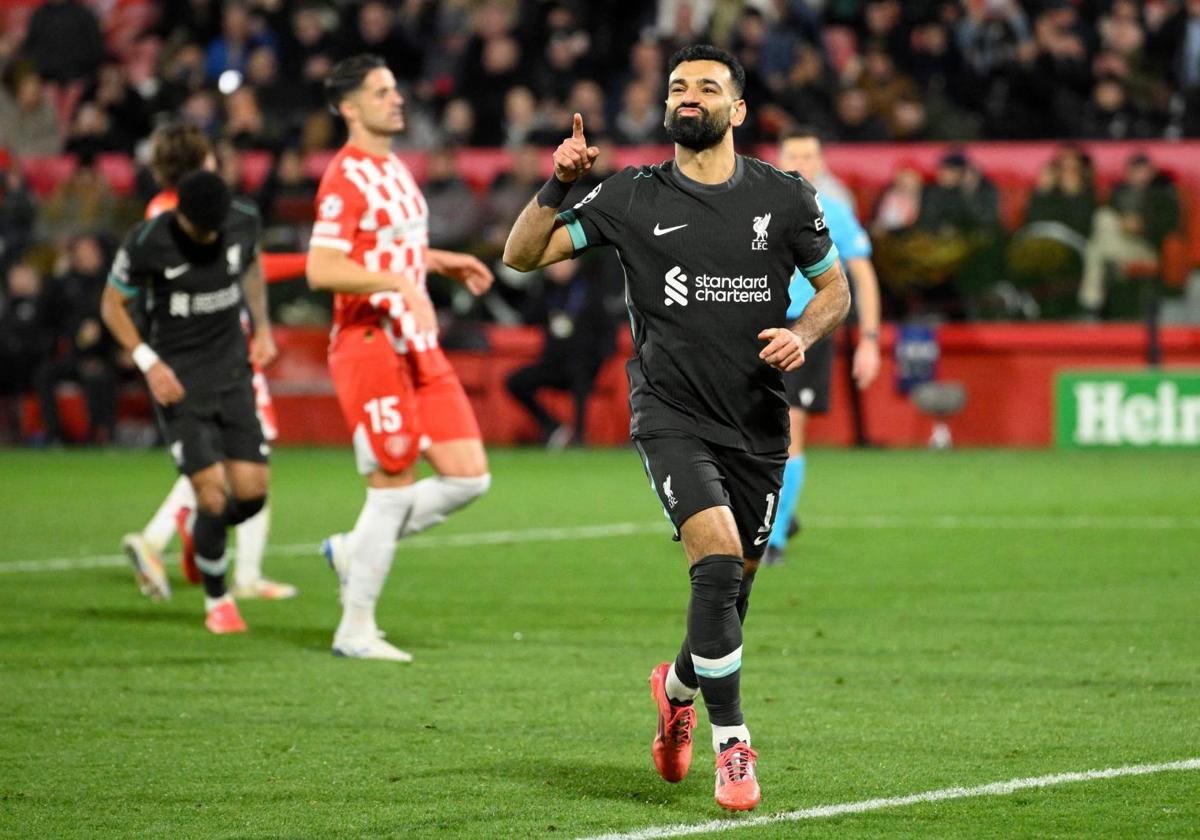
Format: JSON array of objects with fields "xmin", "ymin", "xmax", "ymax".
[
  {"xmin": 0, "ymin": 166, "xmax": 37, "ymax": 264},
  {"xmin": 20, "ymin": 0, "xmax": 105, "ymax": 85},
  {"xmin": 64, "ymin": 102, "xmax": 123, "ymax": 158},
  {"xmin": 831, "ymin": 87, "xmax": 890, "ymax": 142},
  {"xmin": 146, "ymin": 42, "xmax": 209, "ymax": 119},
  {"xmin": 440, "ymin": 98, "xmax": 476, "ymax": 147},
  {"xmin": 1079, "ymin": 74, "xmax": 1153, "ymax": 139},
  {"xmin": 919, "ymin": 150, "xmax": 1000, "ymax": 237},
  {"xmin": 244, "ymin": 45, "xmax": 308, "ymax": 142},
  {"xmin": 82, "ymin": 60, "xmax": 152, "ymax": 156},
  {"xmin": 1025, "ymin": 146, "xmax": 1096, "ymax": 238},
  {"xmin": 222, "ymin": 86, "xmax": 281, "ymax": 151},
  {"xmin": 774, "ymin": 42, "xmax": 836, "ymax": 138},
  {"xmin": 205, "ymin": 1, "xmax": 276, "ymax": 83},
  {"xmin": 0, "ymin": 263, "xmax": 50, "ymax": 443},
  {"xmin": 615, "ymin": 79, "xmax": 666, "ymax": 145},
  {"xmin": 180, "ymin": 89, "xmax": 221, "ymax": 137},
  {"xmin": 279, "ymin": 3, "xmax": 337, "ymax": 83},
  {"xmin": 871, "ymin": 165, "xmax": 924, "ymax": 235},
  {"xmin": 505, "ymin": 257, "xmax": 615, "ymax": 450},
  {"xmin": 40, "ymin": 152, "xmax": 132, "ymax": 243},
  {"xmin": 568, "ymin": 80, "xmax": 608, "ymax": 139},
  {"xmin": 466, "ymin": 36, "xmax": 526, "ymax": 146},
  {"xmin": 255, "ymin": 146, "xmax": 317, "ymax": 228},
  {"xmin": 858, "ymin": 46, "xmax": 920, "ymax": 137},
  {"xmin": 33, "ymin": 234, "xmax": 117, "ymax": 445},
  {"xmin": 1079, "ymin": 152, "xmax": 1181, "ymax": 319},
  {"xmin": 502, "ymin": 86, "xmax": 543, "ymax": 148},
  {"xmin": 424, "ymin": 146, "xmax": 481, "ymax": 255},
  {"xmin": 0, "ymin": 66, "xmax": 63, "ymax": 158}
]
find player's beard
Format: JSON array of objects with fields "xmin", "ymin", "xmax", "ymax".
[{"xmin": 664, "ymin": 105, "xmax": 730, "ymax": 151}]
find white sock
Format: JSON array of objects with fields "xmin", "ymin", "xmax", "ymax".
[
  {"xmin": 666, "ymin": 662, "xmax": 699, "ymax": 704},
  {"xmin": 712, "ymin": 724, "xmax": 751, "ymax": 754},
  {"xmin": 337, "ymin": 486, "xmax": 417, "ymax": 641},
  {"xmin": 143, "ymin": 475, "xmax": 195, "ymax": 553},
  {"xmin": 400, "ymin": 474, "xmax": 490, "ymax": 536},
  {"xmin": 233, "ymin": 504, "xmax": 270, "ymax": 587}
]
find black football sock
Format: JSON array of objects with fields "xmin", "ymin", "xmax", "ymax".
[
  {"xmin": 687, "ymin": 554, "xmax": 744, "ymax": 727},
  {"xmin": 735, "ymin": 569, "xmax": 756, "ymax": 624},
  {"xmin": 225, "ymin": 494, "xmax": 266, "ymax": 527},
  {"xmin": 193, "ymin": 506, "xmax": 229, "ymax": 599}
]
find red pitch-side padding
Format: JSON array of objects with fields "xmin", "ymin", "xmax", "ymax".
[{"xmin": 262, "ymin": 253, "xmax": 308, "ymax": 283}]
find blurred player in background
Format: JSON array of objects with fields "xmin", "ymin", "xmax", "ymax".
[
  {"xmin": 763, "ymin": 128, "xmax": 881, "ymax": 565},
  {"xmin": 102, "ymin": 171, "xmax": 275, "ymax": 633},
  {"xmin": 120, "ymin": 123, "xmax": 299, "ymax": 600},
  {"xmin": 308, "ymin": 55, "xmax": 494, "ymax": 662},
  {"xmin": 503, "ymin": 46, "xmax": 849, "ymax": 811}
]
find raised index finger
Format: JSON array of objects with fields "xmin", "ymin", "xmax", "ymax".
[{"xmin": 572, "ymin": 112, "xmax": 585, "ymax": 141}]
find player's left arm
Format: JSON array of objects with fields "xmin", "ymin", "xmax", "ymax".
[
  {"xmin": 845, "ymin": 256, "xmax": 881, "ymax": 389},
  {"xmin": 426, "ymin": 248, "xmax": 494, "ymax": 296},
  {"xmin": 241, "ymin": 257, "xmax": 277, "ymax": 367}
]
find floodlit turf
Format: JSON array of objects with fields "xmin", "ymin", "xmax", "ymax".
[{"xmin": 0, "ymin": 446, "xmax": 1197, "ymax": 839}]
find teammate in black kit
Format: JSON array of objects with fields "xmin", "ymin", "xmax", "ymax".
[
  {"xmin": 504, "ymin": 45, "xmax": 850, "ymax": 811},
  {"xmin": 100, "ymin": 170, "xmax": 277, "ymax": 635}
]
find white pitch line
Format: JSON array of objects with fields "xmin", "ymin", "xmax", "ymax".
[
  {"xmin": 0, "ymin": 521, "xmax": 667, "ymax": 574},
  {"xmin": 4, "ymin": 513, "xmax": 1198, "ymax": 575},
  {"xmin": 576, "ymin": 758, "xmax": 1200, "ymax": 840}
]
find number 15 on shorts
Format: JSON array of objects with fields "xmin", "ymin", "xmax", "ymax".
[{"xmin": 365, "ymin": 397, "xmax": 403, "ymax": 433}]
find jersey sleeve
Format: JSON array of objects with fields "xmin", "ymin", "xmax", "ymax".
[
  {"xmin": 555, "ymin": 167, "xmax": 638, "ymax": 253},
  {"xmin": 107, "ymin": 223, "xmax": 153, "ymax": 296},
  {"xmin": 231, "ymin": 197, "xmax": 263, "ymax": 261},
  {"xmin": 790, "ymin": 180, "xmax": 839, "ymax": 280},
  {"xmin": 824, "ymin": 195, "xmax": 872, "ymax": 261},
  {"xmin": 310, "ymin": 171, "xmax": 366, "ymax": 253}
]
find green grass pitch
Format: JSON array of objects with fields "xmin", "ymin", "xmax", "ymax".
[{"xmin": 0, "ymin": 446, "xmax": 1197, "ymax": 838}]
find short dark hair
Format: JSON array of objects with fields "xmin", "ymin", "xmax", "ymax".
[
  {"xmin": 667, "ymin": 44, "xmax": 745, "ymax": 98},
  {"xmin": 150, "ymin": 122, "xmax": 212, "ymax": 189},
  {"xmin": 325, "ymin": 53, "xmax": 387, "ymax": 116},
  {"xmin": 781, "ymin": 125, "xmax": 824, "ymax": 144},
  {"xmin": 176, "ymin": 170, "xmax": 231, "ymax": 234}
]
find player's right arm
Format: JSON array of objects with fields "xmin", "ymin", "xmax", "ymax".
[
  {"xmin": 101, "ymin": 240, "xmax": 185, "ymax": 405},
  {"xmin": 503, "ymin": 113, "xmax": 598, "ymax": 271},
  {"xmin": 307, "ymin": 168, "xmax": 438, "ymax": 333}
]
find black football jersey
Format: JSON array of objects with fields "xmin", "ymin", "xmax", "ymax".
[
  {"xmin": 109, "ymin": 200, "xmax": 261, "ymax": 392},
  {"xmin": 558, "ymin": 156, "xmax": 838, "ymax": 453}
]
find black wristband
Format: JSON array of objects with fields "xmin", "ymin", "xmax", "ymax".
[{"xmin": 536, "ymin": 176, "xmax": 571, "ymax": 209}]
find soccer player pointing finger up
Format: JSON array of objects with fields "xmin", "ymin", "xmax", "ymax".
[{"xmin": 504, "ymin": 45, "xmax": 850, "ymax": 811}]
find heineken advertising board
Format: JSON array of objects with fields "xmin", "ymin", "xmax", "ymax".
[{"xmin": 1056, "ymin": 370, "xmax": 1200, "ymax": 448}]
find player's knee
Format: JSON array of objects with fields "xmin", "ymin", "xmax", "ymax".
[
  {"xmin": 689, "ymin": 555, "xmax": 743, "ymax": 603},
  {"xmin": 441, "ymin": 473, "xmax": 490, "ymax": 507},
  {"xmin": 227, "ymin": 494, "xmax": 266, "ymax": 526},
  {"xmin": 195, "ymin": 485, "xmax": 228, "ymax": 517}
]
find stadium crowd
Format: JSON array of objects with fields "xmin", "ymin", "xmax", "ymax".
[{"xmin": 0, "ymin": 0, "xmax": 1196, "ymax": 443}]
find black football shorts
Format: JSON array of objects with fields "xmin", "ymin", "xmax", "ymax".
[
  {"xmin": 632, "ymin": 432, "xmax": 786, "ymax": 560},
  {"xmin": 155, "ymin": 378, "xmax": 268, "ymax": 476},
  {"xmin": 781, "ymin": 333, "xmax": 834, "ymax": 413}
]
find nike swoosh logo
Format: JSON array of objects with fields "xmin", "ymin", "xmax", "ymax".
[
  {"xmin": 753, "ymin": 534, "xmax": 770, "ymax": 546},
  {"xmin": 164, "ymin": 264, "xmax": 190, "ymax": 280},
  {"xmin": 653, "ymin": 223, "xmax": 688, "ymax": 236}
]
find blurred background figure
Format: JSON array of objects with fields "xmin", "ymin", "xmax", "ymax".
[
  {"xmin": 505, "ymin": 258, "xmax": 615, "ymax": 450},
  {"xmin": 1079, "ymin": 153, "xmax": 1181, "ymax": 320},
  {"xmin": 31, "ymin": 233, "xmax": 116, "ymax": 445},
  {"xmin": 0, "ymin": 262, "xmax": 50, "ymax": 443}
]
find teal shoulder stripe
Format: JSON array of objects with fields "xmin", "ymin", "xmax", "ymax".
[
  {"xmin": 107, "ymin": 274, "xmax": 138, "ymax": 296},
  {"xmin": 135, "ymin": 215, "xmax": 162, "ymax": 246},
  {"xmin": 557, "ymin": 208, "xmax": 588, "ymax": 252},
  {"xmin": 800, "ymin": 243, "xmax": 839, "ymax": 279}
]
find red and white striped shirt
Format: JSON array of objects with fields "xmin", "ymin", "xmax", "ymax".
[{"xmin": 311, "ymin": 144, "xmax": 432, "ymax": 351}]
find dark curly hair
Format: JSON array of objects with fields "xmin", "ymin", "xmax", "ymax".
[
  {"xmin": 325, "ymin": 53, "xmax": 387, "ymax": 117},
  {"xmin": 149, "ymin": 122, "xmax": 212, "ymax": 189},
  {"xmin": 667, "ymin": 44, "xmax": 745, "ymax": 98}
]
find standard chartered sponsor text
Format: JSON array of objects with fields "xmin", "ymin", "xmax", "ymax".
[{"xmin": 693, "ymin": 273, "xmax": 771, "ymax": 303}]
